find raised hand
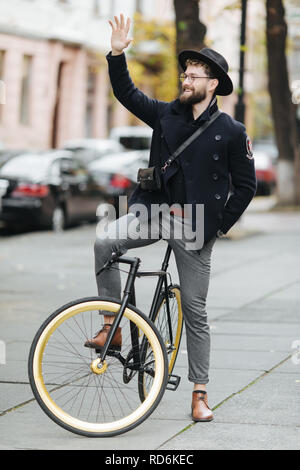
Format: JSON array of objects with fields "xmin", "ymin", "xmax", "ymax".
[{"xmin": 108, "ymin": 14, "xmax": 132, "ymax": 56}]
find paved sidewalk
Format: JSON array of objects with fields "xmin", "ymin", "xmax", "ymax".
[{"xmin": 0, "ymin": 197, "xmax": 299, "ymax": 450}]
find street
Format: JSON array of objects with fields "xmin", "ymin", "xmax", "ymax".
[{"xmin": 0, "ymin": 197, "xmax": 300, "ymax": 450}]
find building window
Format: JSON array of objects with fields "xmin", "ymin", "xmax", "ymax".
[
  {"xmin": 20, "ymin": 55, "xmax": 33, "ymax": 125},
  {"xmin": 94, "ymin": 0, "xmax": 116, "ymax": 17},
  {"xmin": 136, "ymin": 0, "xmax": 143, "ymax": 13},
  {"xmin": 0, "ymin": 51, "xmax": 5, "ymax": 78},
  {"xmin": 85, "ymin": 66, "xmax": 97, "ymax": 138},
  {"xmin": 93, "ymin": 0, "xmax": 101, "ymax": 16},
  {"xmin": 0, "ymin": 51, "xmax": 6, "ymax": 117}
]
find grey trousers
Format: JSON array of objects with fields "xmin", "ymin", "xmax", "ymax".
[{"xmin": 94, "ymin": 212, "xmax": 216, "ymax": 384}]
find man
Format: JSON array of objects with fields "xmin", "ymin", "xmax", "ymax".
[{"xmin": 85, "ymin": 14, "xmax": 257, "ymax": 422}]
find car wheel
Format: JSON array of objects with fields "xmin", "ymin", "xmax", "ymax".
[{"xmin": 51, "ymin": 206, "xmax": 66, "ymax": 232}]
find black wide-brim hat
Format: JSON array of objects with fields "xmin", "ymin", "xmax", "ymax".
[{"xmin": 178, "ymin": 48, "xmax": 233, "ymax": 96}]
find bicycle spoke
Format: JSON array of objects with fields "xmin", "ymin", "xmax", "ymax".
[{"xmin": 29, "ymin": 298, "xmax": 168, "ymax": 435}]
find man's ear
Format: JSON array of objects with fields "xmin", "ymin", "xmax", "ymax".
[{"xmin": 209, "ymin": 78, "xmax": 219, "ymax": 93}]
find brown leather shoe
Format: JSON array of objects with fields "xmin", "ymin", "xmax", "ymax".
[
  {"xmin": 191, "ymin": 390, "xmax": 213, "ymax": 422},
  {"xmin": 84, "ymin": 324, "xmax": 122, "ymax": 351}
]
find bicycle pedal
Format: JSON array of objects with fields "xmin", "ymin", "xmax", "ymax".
[{"xmin": 166, "ymin": 374, "xmax": 181, "ymax": 391}]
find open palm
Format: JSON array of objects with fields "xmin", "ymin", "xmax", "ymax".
[{"xmin": 109, "ymin": 14, "xmax": 132, "ymax": 54}]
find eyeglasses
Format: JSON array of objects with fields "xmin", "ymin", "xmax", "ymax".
[{"xmin": 179, "ymin": 73, "xmax": 215, "ymax": 83}]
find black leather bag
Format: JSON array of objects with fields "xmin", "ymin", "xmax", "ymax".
[
  {"xmin": 137, "ymin": 166, "xmax": 162, "ymax": 191},
  {"xmin": 137, "ymin": 110, "xmax": 222, "ymax": 192}
]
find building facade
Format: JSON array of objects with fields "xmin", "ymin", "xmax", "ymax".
[
  {"xmin": 0, "ymin": 0, "xmax": 137, "ymax": 149},
  {"xmin": 0, "ymin": 0, "xmax": 297, "ymax": 150}
]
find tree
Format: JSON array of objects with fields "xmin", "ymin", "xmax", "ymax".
[
  {"xmin": 173, "ymin": 0, "xmax": 206, "ymax": 78},
  {"xmin": 128, "ymin": 12, "xmax": 177, "ymax": 104},
  {"xmin": 266, "ymin": 0, "xmax": 300, "ymax": 205}
]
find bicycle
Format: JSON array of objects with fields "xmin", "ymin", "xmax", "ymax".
[{"xmin": 28, "ymin": 243, "xmax": 183, "ymax": 437}]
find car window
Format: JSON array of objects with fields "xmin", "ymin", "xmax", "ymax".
[
  {"xmin": 60, "ymin": 158, "xmax": 88, "ymax": 181},
  {"xmin": 49, "ymin": 159, "xmax": 61, "ymax": 177},
  {"xmin": 119, "ymin": 137, "xmax": 151, "ymax": 150},
  {"xmin": 70, "ymin": 148, "xmax": 99, "ymax": 163},
  {"xmin": 60, "ymin": 158, "xmax": 79, "ymax": 176}
]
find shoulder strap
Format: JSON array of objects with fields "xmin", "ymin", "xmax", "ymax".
[{"xmin": 161, "ymin": 110, "xmax": 222, "ymax": 172}]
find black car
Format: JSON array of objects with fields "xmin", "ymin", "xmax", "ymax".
[
  {"xmin": 88, "ymin": 150, "xmax": 150, "ymax": 217},
  {"xmin": 0, "ymin": 150, "xmax": 105, "ymax": 231}
]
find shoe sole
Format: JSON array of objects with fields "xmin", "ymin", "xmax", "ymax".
[
  {"xmin": 84, "ymin": 342, "xmax": 121, "ymax": 352},
  {"xmin": 192, "ymin": 416, "xmax": 213, "ymax": 422}
]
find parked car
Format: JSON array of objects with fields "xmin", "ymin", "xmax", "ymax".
[
  {"xmin": 88, "ymin": 150, "xmax": 149, "ymax": 216},
  {"xmin": 254, "ymin": 153, "xmax": 277, "ymax": 196},
  {"xmin": 253, "ymin": 140, "xmax": 278, "ymax": 196},
  {"xmin": 0, "ymin": 150, "xmax": 105, "ymax": 231},
  {"xmin": 109, "ymin": 126, "xmax": 152, "ymax": 150},
  {"xmin": 62, "ymin": 138, "xmax": 125, "ymax": 163},
  {"xmin": 0, "ymin": 149, "xmax": 32, "ymax": 169},
  {"xmin": 253, "ymin": 140, "xmax": 278, "ymax": 164}
]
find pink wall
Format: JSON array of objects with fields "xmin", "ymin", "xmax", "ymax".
[
  {"xmin": 0, "ymin": 31, "xmax": 237, "ymax": 152},
  {"xmin": 0, "ymin": 33, "xmax": 109, "ymax": 150}
]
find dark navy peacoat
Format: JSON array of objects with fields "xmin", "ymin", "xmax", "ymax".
[{"xmin": 106, "ymin": 52, "xmax": 257, "ymax": 244}]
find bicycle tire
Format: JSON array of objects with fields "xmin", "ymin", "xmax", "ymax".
[
  {"xmin": 138, "ymin": 284, "xmax": 183, "ymax": 401},
  {"xmin": 28, "ymin": 296, "xmax": 169, "ymax": 437}
]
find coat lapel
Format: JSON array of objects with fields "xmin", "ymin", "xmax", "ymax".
[
  {"xmin": 160, "ymin": 115, "xmax": 197, "ymax": 154},
  {"xmin": 160, "ymin": 97, "xmax": 219, "ymax": 186}
]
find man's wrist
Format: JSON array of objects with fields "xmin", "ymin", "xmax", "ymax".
[{"xmin": 111, "ymin": 49, "xmax": 124, "ymax": 56}]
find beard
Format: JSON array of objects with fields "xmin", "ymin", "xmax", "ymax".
[{"xmin": 179, "ymin": 87, "xmax": 207, "ymax": 105}]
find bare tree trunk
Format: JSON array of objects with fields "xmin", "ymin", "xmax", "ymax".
[
  {"xmin": 266, "ymin": 0, "xmax": 300, "ymax": 205},
  {"xmin": 173, "ymin": 0, "xmax": 206, "ymax": 80}
]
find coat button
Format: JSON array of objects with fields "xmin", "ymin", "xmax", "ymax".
[
  {"xmin": 215, "ymin": 193, "xmax": 221, "ymax": 200},
  {"xmin": 212, "ymin": 173, "xmax": 218, "ymax": 180},
  {"xmin": 213, "ymin": 154, "xmax": 219, "ymax": 161},
  {"xmin": 215, "ymin": 135, "xmax": 222, "ymax": 141}
]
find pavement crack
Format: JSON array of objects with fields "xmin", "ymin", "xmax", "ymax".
[
  {"xmin": 0, "ymin": 397, "xmax": 36, "ymax": 418},
  {"xmin": 156, "ymin": 352, "xmax": 293, "ymax": 450},
  {"xmin": 204, "ymin": 420, "xmax": 300, "ymax": 428},
  {"xmin": 0, "ymin": 380, "xmax": 30, "ymax": 385}
]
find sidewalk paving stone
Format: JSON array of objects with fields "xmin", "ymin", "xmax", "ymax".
[
  {"xmin": 160, "ymin": 359, "xmax": 300, "ymax": 450},
  {"xmin": 1, "ymin": 206, "xmax": 300, "ymax": 449}
]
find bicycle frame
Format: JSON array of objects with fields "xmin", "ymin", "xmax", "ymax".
[{"xmin": 99, "ymin": 244, "xmax": 174, "ymax": 363}]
